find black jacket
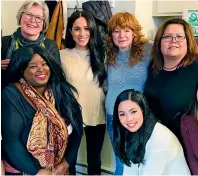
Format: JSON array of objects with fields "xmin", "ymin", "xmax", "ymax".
[
  {"xmin": 1, "ymin": 35, "xmax": 61, "ymax": 89},
  {"xmin": 82, "ymin": 1, "xmax": 112, "ymax": 46},
  {"xmin": 2, "ymin": 83, "xmax": 82, "ymax": 175}
]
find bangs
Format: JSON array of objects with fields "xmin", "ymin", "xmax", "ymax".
[{"xmin": 108, "ymin": 12, "xmax": 141, "ymax": 32}]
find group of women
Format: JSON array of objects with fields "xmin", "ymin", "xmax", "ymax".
[{"xmin": 1, "ymin": 0, "xmax": 197, "ymax": 175}]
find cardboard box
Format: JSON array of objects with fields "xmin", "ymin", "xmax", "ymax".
[{"xmin": 183, "ymin": 9, "xmax": 198, "ymax": 36}]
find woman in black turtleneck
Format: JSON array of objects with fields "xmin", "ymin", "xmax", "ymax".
[{"xmin": 144, "ymin": 18, "xmax": 198, "ymax": 142}]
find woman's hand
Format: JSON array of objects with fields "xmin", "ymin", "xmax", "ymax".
[
  {"xmin": 1, "ymin": 59, "xmax": 10, "ymax": 70},
  {"xmin": 37, "ymin": 168, "xmax": 52, "ymax": 175},
  {"xmin": 53, "ymin": 159, "xmax": 69, "ymax": 175}
]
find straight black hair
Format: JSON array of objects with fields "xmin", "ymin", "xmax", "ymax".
[
  {"xmin": 113, "ymin": 89, "xmax": 156, "ymax": 166},
  {"xmin": 8, "ymin": 45, "xmax": 83, "ymax": 135},
  {"xmin": 65, "ymin": 10, "xmax": 106, "ymax": 86}
]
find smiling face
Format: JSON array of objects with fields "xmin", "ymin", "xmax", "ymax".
[
  {"xmin": 160, "ymin": 24, "xmax": 187, "ymax": 61},
  {"xmin": 118, "ymin": 100, "xmax": 143, "ymax": 132},
  {"xmin": 112, "ymin": 27, "xmax": 133, "ymax": 51},
  {"xmin": 71, "ymin": 17, "xmax": 90, "ymax": 50},
  {"xmin": 23, "ymin": 54, "xmax": 50, "ymax": 88},
  {"xmin": 20, "ymin": 5, "xmax": 44, "ymax": 40}
]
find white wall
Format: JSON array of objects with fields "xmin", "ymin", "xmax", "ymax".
[
  {"xmin": 1, "ymin": 0, "xmax": 182, "ymax": 38},
  {"xmin": 1, "ymin": 0, "xmax": 25, "ymax": 36},
  {"xmin": 111, "ymin": 1, "xmax": 135, "ymax": 14},
  {"xmin": 134, "ymin": 0, "xmax": 156, "ymax": 39},
  {"xmin": 1, "ymin": 0, "xmax": 163, "ymax": 38},
  {"xmin": 67, "ymin": 1, "xmax": 174, "ymax": 40}
]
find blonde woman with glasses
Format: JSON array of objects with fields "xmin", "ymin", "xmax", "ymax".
[
  {"xmin": 144, "ymin": 18, "xmax": 198, "ymax": 142},
  {"xmin": 1, "ymin": 0, "xmax": 61, "ymax": 89}
]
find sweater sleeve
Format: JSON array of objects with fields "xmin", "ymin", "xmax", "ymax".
[
  {"xmin": 165, "ymin": 134, "xmax": 191, "ymax": 174},
  {"xmin": 141, "ymin": 149, "xmax": 169, "ymax": 174},
  {"xmin": 1, "ymin": 36, "xmax": 12, "ymax": 89},
  {"xmin": 64, "ymin": 127, "xmax": 82, "ymax": 168},
  {"xmin": 141, "ymin": 142, "xmax": 190, "ymax": 175},
  {"xmin": 44, "ymin": 39, "xmax": 61, "ymax": 66},
  {"xmin": 1, "ymin": 36, "xmax": 12, "ymax": 60},
  {"xmin": 140, "ymin": 123, "xmax": 190, "ymax": 175},
  {"xmin": 181, "ymin": 117, "xmax": 198, "ymax": 175},
  {"xmin": 1, "ymin": 88, "xmax": 40, "ymax": 175}
]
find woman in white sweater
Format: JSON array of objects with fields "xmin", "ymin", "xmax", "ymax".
[
  {"xmin": 60, "ymin": 11, "xmax": 106, "ymax": 175},
  {"xmin": 113, "ymin": 89, "xmax": 190, "ymax": 175}
]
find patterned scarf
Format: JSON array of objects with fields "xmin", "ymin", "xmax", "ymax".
[
  {"xmin": 19, "ymin": 78, "xmax": 68, "ymax": 170},
  {"xmin": 6, "ymin": 28, "xmax": 45, "ymax": 59}
]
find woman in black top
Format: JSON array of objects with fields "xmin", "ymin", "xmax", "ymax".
[
  {"xmin": 1, "ymin": 46, "xmax": 83, "ymax": 175},
  {"xmin": 144, "ymin": 18, "xmax": 198, "ymax": 141}
]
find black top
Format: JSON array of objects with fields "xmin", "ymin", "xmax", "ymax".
[
  {"xmin": 144, "ymin": 60, "xmax": 198, "ymax": 140},
  {"xmin": 1, "ymin": 84, "xmax": 82, "ymax": 175},
  {"xmin": 1, "ymin": 35, "xmax": 61, "ymax": 89}
]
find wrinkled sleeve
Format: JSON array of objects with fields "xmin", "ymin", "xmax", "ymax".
[
  {"xmin": 44, "ymin": 39, "xmax": 61, "ymax": 66},
  {"xmin": 181, "ymin": 119, "xmax": 198, "ymax": 174},
  {"xmin": 64, "ymin": 126, "xmax": 83, "ymax": 168},
  {"xmin": 1, "ymin": 89, "xmax": 40, "ymax": 175},
  {"xmin": 141, "ymin": 145, "xmax": 190, "ymax": 175},
  {"xmin": 1, "ymin": 36, "xmax": 11, "ymax": 89}
]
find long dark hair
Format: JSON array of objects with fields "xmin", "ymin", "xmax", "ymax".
[
  {"xmin": 8, "ymin": 45, "xmax": 83, "ymax": 135},
  {"xmin": 113, "ymin": 89, "xmax": 156, "ymax": 166},
  {"xmin": 65, "ymin": 10, "xmax": 106, "ymax": 86}
]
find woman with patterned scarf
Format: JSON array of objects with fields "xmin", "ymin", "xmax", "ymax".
[
  {"xmin": 1, "ymin": 0, "xmax": 60, "ymax": 89},
  {"xmin": 1, "ymin": 45, "xmax": 83, "ymax": 175},
  {"xmin": 112, "ymin": 89, "xmax": 190, "ymax": 175}
]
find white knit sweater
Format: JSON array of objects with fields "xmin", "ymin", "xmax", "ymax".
[
  {"xmin": 123, "ymin": 123, "xmax": 191, "ymax": 175},
  {"xmin": 60, "ymin": 48, "xmax": 105, "ymax": 126}
]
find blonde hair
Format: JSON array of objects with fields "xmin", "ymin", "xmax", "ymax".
[
  {"xmin": 16, "ymin": 0, "xmax": 49, "ymax": 32},
  {"xmin": 105, "ymin": 12, "xmax": 149, "ymax": 66}
]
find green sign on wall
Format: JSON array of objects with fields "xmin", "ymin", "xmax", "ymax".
[{"xmin": 183, "ymin": 9, "xmax": 198, "ymax": 36}]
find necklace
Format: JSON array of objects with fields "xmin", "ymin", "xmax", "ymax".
[{"xmin": 163, "ymin": 63, "xmax": 180, "ymax": 70}]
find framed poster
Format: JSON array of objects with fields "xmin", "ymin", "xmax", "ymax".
[{"xmin": 183, "ymin": 9, "xmax": 198, "ymax": 36}]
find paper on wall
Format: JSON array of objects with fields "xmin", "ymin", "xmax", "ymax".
[{"xmin": 183, "ymin": 9, "xmax": 198, "ymax": 36}]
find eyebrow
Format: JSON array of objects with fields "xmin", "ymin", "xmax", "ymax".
[
  {"xmin": 28, "ymin": 60, "xmax": 45, "ymax": 65},
  {"xmin": 26, "ymin": 12, "xmax": 43, "ymax": 17},
  {"xmin": 73, "ymin": 25, "xmax": 89, "ymax": 28},
  {"xmin": 163, "ymin": 33, "xmax": 185, "ymax": 35},
  {"xmin": 118, "ymin": 108, "xmax": 136, "ymax": 113}
]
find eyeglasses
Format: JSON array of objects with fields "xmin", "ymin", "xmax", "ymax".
[
  {"xmin": 162, "ymin": 35, "xmax": 186, "ymax": 42},
  {"xmin": 23, "ymin": 12, "xmax": 44, "ymax": 23}
]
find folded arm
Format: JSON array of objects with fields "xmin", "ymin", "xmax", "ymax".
[{"xmin": 2, "ymin": 92, "xmax": 41, "ymax": 175}]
